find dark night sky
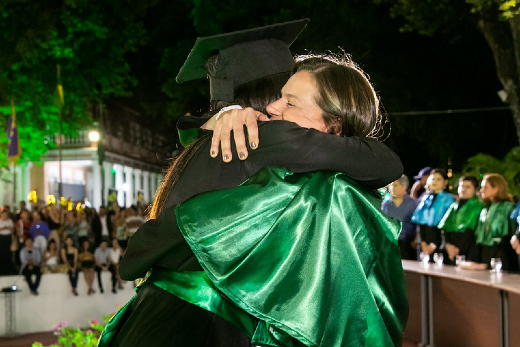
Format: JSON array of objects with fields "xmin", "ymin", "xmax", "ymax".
[
  {"xmin": 74, "ymin": 0, "xmax": 518, "ymax": 179},
  {"xmin": 125, "ymin": 0, "xmax": 516, "ymax": 179}
]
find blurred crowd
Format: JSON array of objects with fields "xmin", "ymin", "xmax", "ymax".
[
  {"xmin": 0, "ymin": 201, "xmax": 148, "ymax": 295},
  {"xmin": 2, "ymin": 168, "xmax": 519, "ymax": 297},
  {"xmin": 382, "ymin": 167, "xmax": 520, "ymax": 271}
]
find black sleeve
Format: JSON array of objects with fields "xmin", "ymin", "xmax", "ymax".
[
  {"xmin": 119, "ymin": 206, "xmax": 198, "ymax": 280},
  {"xmin": 243, "ymin": 121, "xmax": 403, "ymax": 189},
  {"xmin": 177, "ymin": 117, "xmax": 403, "ymax": 189}
]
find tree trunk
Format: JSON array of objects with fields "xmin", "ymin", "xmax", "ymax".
[
  {"xmin": 477, "ymin": 13, "xmax": 520, "ymax": 144},
  {"xmin": 509, "ymin": 13, "xmax": 520, "ymax": 144}
]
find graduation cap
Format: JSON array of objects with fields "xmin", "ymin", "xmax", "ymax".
[{"xmin": 176, "ymin": 19, "xmax": 309, "ymax": 102}]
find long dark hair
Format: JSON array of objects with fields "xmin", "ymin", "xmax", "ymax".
[{"xmin": 149, "ymin": 73, "xmax": 288, "ymax": 219}]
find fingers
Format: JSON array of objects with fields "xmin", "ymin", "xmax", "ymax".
[
  {"xmin": 219, "ymin": 111, "xmax": 233, "ymax": 162},
  {"xmin": 232, "ymin": 109, "xmax": 248, "ymax": 160},
  {"xmin": 245, "ymin": 111, "xmax": 261, "ymax": 152},
  {"xmin": 209, "ymin": 107, "xmax": 266, "ymax": 162},
  {"xmin": 210, "ymin": 116, "xmax": 223, "ymax": 158}
]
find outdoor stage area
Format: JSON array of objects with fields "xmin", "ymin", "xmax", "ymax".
[{"xmin": 0, "ymin": 272, "xmax": 135, "ymax": 338}]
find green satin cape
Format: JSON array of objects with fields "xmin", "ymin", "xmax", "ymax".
[
  {"xmin": 438, "ymin": 196, "xmax": 484, "ymax": 233},
  {"xmin": 176, "ymin": 168, "xmax": 408, "ymax": 347},
  {"xmin": 475, "ymin": 201, "xmax": 515, "ymax": 246}
]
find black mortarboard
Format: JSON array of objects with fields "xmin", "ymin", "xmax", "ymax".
[{"xmin": 176, "ymin": 19, "xmax": 309, "ymax": 102}]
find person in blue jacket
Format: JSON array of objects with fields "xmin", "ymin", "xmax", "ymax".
[{"xmin": 412, "ymin": 168, "xmax": 455, "ymax": 261}]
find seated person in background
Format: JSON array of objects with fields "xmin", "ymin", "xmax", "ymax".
[
  {"xmin": 94, "ymin": 240, "xmax": 117, "ymax": 294},
  {"xmin": 45, "ymin": 205, "xmax": 62, "ymax": 250},
  {"xmin": 77, "ymin": 211, "xmax": 90, "ymax": 246},
  {"xmin": 29, "ymin": 211, "xmax": 50, "ymax": 253},
  {"xmin": 382, "ymin": 174, "xmax": 418, "ymax": 260},
  {"xmin": 124, "ymin": 205, "xmax": 145, "ymax": 240},
  {"xmin": 42, "ymin": 239, "xmax": 59, "ymax": 273},
  {"xmin": 110, "ymin": 238, "xmax": 124, "ymax": 290},
  {"xmin": 412, "ymin": 168, "xmax": 455, "ymax": 260},
  {"xmin": 63, "ymin": 210, "xmax": 79, "ymax": 247},
  {"xmin": 79, "ymin": 240, "xmax": 96, "ymax": 295},
  {"xmin": 476, "ymin": 173, "xmax": 518, "ymax": 271},
  {"xmin": 438, "ymin": 176, "xmax": 483, "ymax": 264},
  {"xmin": 114, "ymin": 207, "xmax": 128, "ymax": 250},
  {"xmin": 19, "ymin": 237, "xmax": 42, "ymax": 295},
  {"xmin": 17, "ymin": 210, "xmax": 32, "ymax": 243},
  {"xmin": 62, "ymin": 235, "xmax": 79, "ymax": 296},
  {"xmin": 410, "ymin": 167, "xmax": 432, "ymax": 199},
  {"xmin": 510, "ymin": 202, "xmax": 520, "ymax": 254}
]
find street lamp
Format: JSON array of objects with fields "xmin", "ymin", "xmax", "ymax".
[
  {"xmin": 90, "ymin": 109, "xmax": 105, "ymax": 208},
  {"xmin": 89, "ymin": 130, "xmax": 100, "ymax": 142}
]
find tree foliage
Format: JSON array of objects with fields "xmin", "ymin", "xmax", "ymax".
[
  {"xmin": 459, "ymin": 146, "xmax": 520, "ymax": 198},
  {"xmin": 1, "ymin": 0, "xmax": 517, "ymax": 179},
  {"xmin": 378, "ymin": 0, "xmax": 520, "ymax": 144},
  {"xmin": 0, "ymin": 0, "xmax": 153, "ymax": 164}
]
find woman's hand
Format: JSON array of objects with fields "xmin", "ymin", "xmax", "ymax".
[
  {"xmin": 445, "ymin": 244, "xmax": 459, "ymax": 260},
  {"xmin": 421, "ymin": 241, "xmax": 434, "ymax": 255},
  {"xmin": 205, "ymin": 107, "xmax": 270, "ymax": 162}
]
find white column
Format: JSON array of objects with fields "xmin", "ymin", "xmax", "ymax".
[
  {"xmin": 103, "ymin": 161, "xmax": 112, "ymax": 207},
  {"xmin": 134, "ymin": 168, "xmax": 142, "ymax": 205},
  {"xmin": 13, "ymin": 163, "xmax": 27, "ymax": 207},
  {"xmin": 22, "ymin": 162, "xmax": 32, "ymax": 206},
  {"xmin": 114, "ymin": 164, "xmax": 124, "ymax": 208},
  {"xmin": 123, "ymin": 166, "xmax": 134, "ymax": 207},
  {"xmin": 92, "ymin": 160, "xmax": 102, "ymax": 209},
  {"xmin": 142, "ymin": 171, "xmax": 150, "ymax": 204},
  {"xmin": 151, "ymin": 172, "xmax": 160, "ymax": 200}
]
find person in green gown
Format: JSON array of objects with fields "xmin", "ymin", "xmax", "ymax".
[
  {"xmin": 438, "ymin": 176, "xmax": 483, "ymax": 264},
  {"xmin": 475, "ymin": 173, "xmax": 519, "ymax": 271},
  {"xmin": 99, "ymin": 23, "xmax": 408, "ymax": 347}
]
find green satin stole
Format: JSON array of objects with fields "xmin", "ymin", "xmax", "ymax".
[
  {"xmin": 475, "ymin": 201, "xmax": 515, "ymax": 246},
  {"xmin": 176, "ymin": 168, "xmax": 408, "ymax": 347},
  {"xmin": 438, "ymin": 196, "xmax": 484, "ymax": 232},
  {"xmin": 98, "ymin": 168, "xmax": 408, "ymax": 347}
]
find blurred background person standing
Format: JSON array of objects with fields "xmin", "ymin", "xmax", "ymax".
[
  {"xmin": 410, "ymin": 167, "xmax": 432, "ymax": 199},
  {"xmin": 0, "ymin": 207, "xmax": 15, "ymax": 275},
  {"xmin": 382, "ymin": 175, "xmax": 418, "ymax": 260}
]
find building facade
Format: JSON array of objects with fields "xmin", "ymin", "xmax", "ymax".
[{"xmin": 1, "ymin": 103, "xmax": 172, "ymax": 211}]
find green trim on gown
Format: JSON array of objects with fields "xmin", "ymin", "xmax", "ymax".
[
  {"xmin": 99, "ymin": 168, "xmax": 408, "ymax": 347},
  {"xmin": 176, "ymin": 168, "xmax": 408, "ymax": 347},
  {"xmin": 438, "ymin": 196, "xmax": 484, "ymax": 232},
  {"xmin": 475, "ymin": 201, "xmax": 515, "ymax": 246}
]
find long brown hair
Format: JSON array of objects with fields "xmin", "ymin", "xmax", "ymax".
[
  {"xmin": 149, "ymin": 134, "xmax": 211, "ymax": 219},
  {"xmin": 482, "ymin": 173, "xmax": 513, "ymax": 203}
]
